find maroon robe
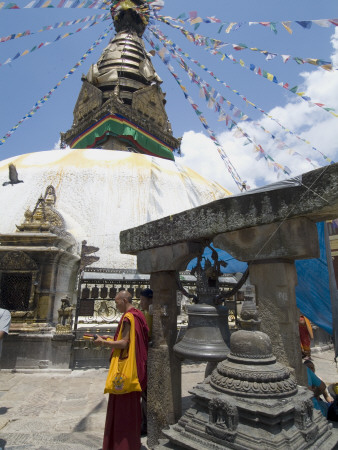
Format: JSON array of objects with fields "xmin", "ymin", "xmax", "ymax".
[{"xmin": 103, "ymin": 308, "xmax": 148, "ymax": 450}]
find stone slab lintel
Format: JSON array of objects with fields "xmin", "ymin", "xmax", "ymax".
[
  {"xmin": 120, "ymin": 162, "xmax": 338, "ymax": 255},
  {"xmin": 137, "ymin": 242, "xmax": 203, "ymax": 273},
  {"xmin": 213, "ymin": 217, "xmax": 319, "ymax": 262}
]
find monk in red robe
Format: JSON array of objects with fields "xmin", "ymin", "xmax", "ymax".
[{"xmin": 95, "ymin": 290, "xmax": 148, "ymax": 450}]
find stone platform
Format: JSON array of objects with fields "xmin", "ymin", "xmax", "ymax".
[{"xmin": 0, "ymin": 350, "xmax": 337, "ymax": 449}]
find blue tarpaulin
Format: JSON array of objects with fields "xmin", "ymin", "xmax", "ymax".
[
  {"xmin": 295, "ymin": 222, "xmax": 333, "ymax": 335},
  {"xmin": 187, "ymin": 223, "xmax": 334, "ymax": 335},
  {"xmin": 187, "ymin": 245, "xmax": 248, "ymax": 274}
]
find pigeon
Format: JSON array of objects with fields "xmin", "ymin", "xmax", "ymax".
[{"xmin": 2, "ymin": 163, "xmax": 24, "ymax": 186}]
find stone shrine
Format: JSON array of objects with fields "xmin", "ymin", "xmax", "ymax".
[{"xmin": 158, "ymin": 303, "xmax": 336, "ymax": 449}]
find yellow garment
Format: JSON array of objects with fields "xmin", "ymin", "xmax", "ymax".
[
  {"xmin": 104, "ymin": 312, "xmax": 141, "ymax": 395},
  {"xmin": 143, "ymin": 310, "xmax": 153, "ymax": 339},
  {"xmin": 304, "ymin": 316, "xmax": 314, "ymax": 339}
]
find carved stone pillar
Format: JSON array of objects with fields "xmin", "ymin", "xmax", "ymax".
[
  {"xmin": 214, "ymin": 217, "xmax": 319, "ymax": 385},
  {"xmin": 137, "ymin": 242, "xmax": 203, "ymax": 447}
]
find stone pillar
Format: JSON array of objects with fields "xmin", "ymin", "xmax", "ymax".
[
  {"xmin": 214, "ymin": 217, "xmax": 319, "ymax": 385},
  {"xmin": 148, "ymin": 271, "xmax": 180, "ymax": 448},
  {"xmin": 249, "ymin": 261, "xmax": 303, "ymax": 381},
  {"xmin": 137, "ymin": 242, "xmax": 203, "ymax": 447}
]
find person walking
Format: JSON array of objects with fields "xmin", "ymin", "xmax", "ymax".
[{"xmin": 95, "ymin": 291, "xmax": 148, "ymax": 450}]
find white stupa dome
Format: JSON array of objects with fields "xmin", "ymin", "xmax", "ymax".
[{"xmin": 0, "ymin": 149, "xmax": 231, "ymax": 270}]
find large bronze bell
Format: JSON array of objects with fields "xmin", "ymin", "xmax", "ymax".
[
  {"xmin": 174, "ymin": 247, "xmax": 230, "ymax": 363},
  {"xmin": 174, "ymin": 303, "xmax": 230, "ymax": 361}
]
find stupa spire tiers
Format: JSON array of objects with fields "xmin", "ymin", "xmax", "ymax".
[{"xmin": 61, "ymin": 0, "xmax": 179, "ymax": 160}]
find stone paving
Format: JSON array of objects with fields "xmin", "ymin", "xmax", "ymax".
[{"xmin": 0, "ymin": 350, "xmax": 337, "ymax": 450}]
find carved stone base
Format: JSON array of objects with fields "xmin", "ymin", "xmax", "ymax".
[
  {"xmin": 55, "ymin": 324, "xmax": 72, "ymax": 335},
  {"xmin": 158, "ymin": 382, "xmax": 337, "ymax": 449}
]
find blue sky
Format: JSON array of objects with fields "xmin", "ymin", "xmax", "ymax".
[{"xmin": 0, "ymin": 0, "xmax": 338, "ymax": 191}]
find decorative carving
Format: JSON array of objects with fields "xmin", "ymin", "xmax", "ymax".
[
  {"xmin": 62, "ymin": 93, "xmax": 180, "ymax": 151},
  {"xmin": 294, "ymin": 399, "xmax": 314, "ymax": 430},
  {"xmin": 215, "ymin": 363, "xmax": 291, "ymax": 383},
  {"xmin": 73, "ymin": 81, "xmax": 102, "ymax": 126},
  {"xmin": 206, "ymin": 397, "xmax": 238, "ymax": 442},
  {"xmin": 209, "ymin": 329, "xmax": 298, "ymax": 398},
  {"xmin": 15, "ymin": 186, "xmax": 76, "ymax": 251},
  {"xmin": 56, "ymin": 296, "xmax": 74, "ymax": 333},
  {"xmin": 132, "ymin": 85, "xmax": 168, "ymax": 131},
  {"xmin": 210, "ymin": 369, "xmax": 298, "ymax": 398},
  {"xmin": 80, "ymin": 240, "xmax": 100, "ymax": 270},
  {"xmin": 239, "ymin": 298, "xmax": 261, "ymax": 331},
  {"xmin": 0, "ymin": 251, "xmax": 37, "ymax": 271},
  {"xmin": 44, "ymin": 185, "xmax": 56, "ymax": 206},
  {"xmin": 189, "ymin": 244, "xmax": 228, "ymax": 305}
]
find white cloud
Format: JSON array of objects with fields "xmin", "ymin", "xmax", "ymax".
[
  {"xmin": 53, "ymin": 138, "xmax": 70, "ymax": 150},
  {"xmin": 178, "ymin": 29, "xmax": 338, "ymax": 192}
]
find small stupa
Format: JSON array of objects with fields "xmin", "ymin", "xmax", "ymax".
[{"xmin": 159, "ymin": 302, "xmax": 336, "ymax": 449}]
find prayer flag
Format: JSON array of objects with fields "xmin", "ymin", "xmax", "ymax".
[
  {"xmin": 190, "ymin": 17, "xmax": 202, "ymax": 25},
  {"xmin": 270, "ymin": 22, "xmax": 277, "ymax": 34},
  {"xmin": 225, "ymin": 23, "xmax": 236, "ymax": 33},
  {"xmin": 296, "ymin": 21, "xmax": 312, "ymax": 29},
  {"xmin": 282, "ymin": 21, "xmax": 292, "ymax": 33},
  {"xmin": 266, "ymin": 53, "xmax": 277, "ymax": 60},
  {"xmin": 312, "ymin": 19, "xmax": 331, "ymax": 27}
]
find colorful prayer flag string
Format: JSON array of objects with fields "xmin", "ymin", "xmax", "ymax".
[
  {"xmin": 0, "ymin": 0, "xmax": 110, "ymax": 9},
  {"xmin": 150, "ymin": 27, "xmax": 293, "ymax": 177},
  {"xmin": 145, "ymin": 34, "xmax": 246, "ymax": 192},
  {"xmin": 0, "ymin": 26, "xmax": 112, "ymax": 146},
  {"xmin": 150, "ymin": 25, "xmax": 333, "ymax": 165},
  {"xmin": 159, "ymin": 12, "xmax": 338, "ymax": 34},
  {"xmin": 0, "ymin": 15, "xmax": 109, "ymax": 66},
  {"xmin": 149, "ymin": 26, "xmax": 321, "ymax": 170},
  {"xmin": 154, "ymin": 14, "xmax": 338, "ymax": 119},
  {"xmin": 0, "ymin": 12, "xmax": 110, "ymax": 43}
]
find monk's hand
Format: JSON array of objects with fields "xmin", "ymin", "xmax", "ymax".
[
  {"xmin": 94, "ymin": 335, "xmax": 105, "ymax": 345},
  {"xmin": 101, "ymin": 334, "xmax": 114, "ymax": 341}
]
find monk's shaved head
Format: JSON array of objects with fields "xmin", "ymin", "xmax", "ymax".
[{"xmin": 116, "ymin": 290, "xmax": 132, "ymax": 303}]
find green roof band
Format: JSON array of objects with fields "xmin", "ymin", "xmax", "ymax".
[{"xmin": 71, "ymin": 114, "xmax": 175, "ymax": 161}]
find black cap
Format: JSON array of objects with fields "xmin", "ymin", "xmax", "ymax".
[{"xmin": 140, "ymin": 288, "xmax": 153, "ymax": 298}]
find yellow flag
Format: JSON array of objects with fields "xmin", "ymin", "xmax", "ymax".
[
  {"xmin": 226, "ymin": 22, "xmax": 236, "ymax": 33},
  {"xmin": 190, "ymin": 17, "xmax": 203, "ymax": 25},
  {"xmin": 282, "ymin": 21, "xmax": 292, "ymax": 34}
]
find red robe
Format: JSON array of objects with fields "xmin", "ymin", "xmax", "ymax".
[{"xmin": 103, "ymin": 308, "xmax": 148, "ymax": 450}]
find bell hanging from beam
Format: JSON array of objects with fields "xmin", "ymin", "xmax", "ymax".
[{"xmin": 174, "ymin": 245, "xmax": 231, "ymax": 364}]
